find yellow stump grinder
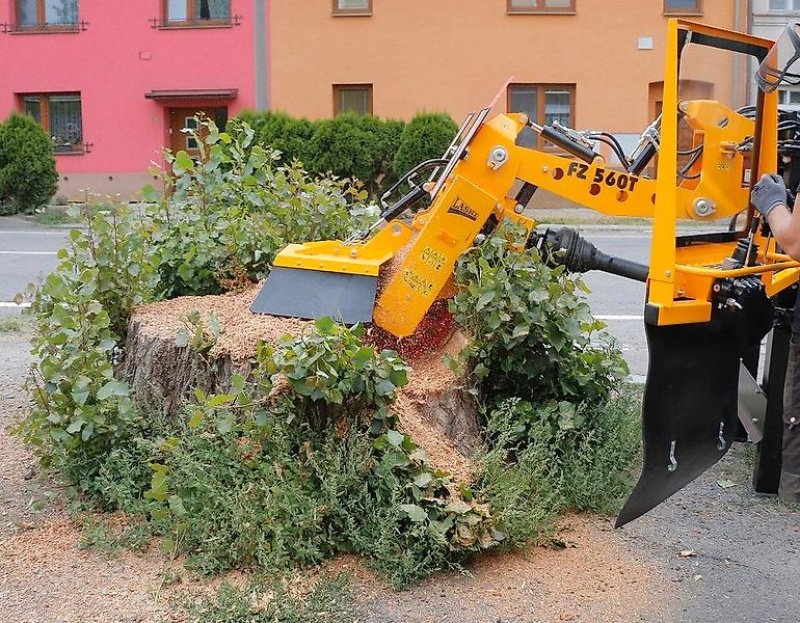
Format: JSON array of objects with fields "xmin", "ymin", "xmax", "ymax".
[{"xmin": 253, "ymin": 20, "xmax": 800, "ymax": 526}]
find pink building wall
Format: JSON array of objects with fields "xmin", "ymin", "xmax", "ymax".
[{"xmin": 0, "ymin": 0, "xmax": 260, "ymax": 199}]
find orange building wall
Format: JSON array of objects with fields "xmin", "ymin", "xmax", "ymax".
[{"xmin": 269, "ymin": 1, "xmax": 747, "ymax": 134}]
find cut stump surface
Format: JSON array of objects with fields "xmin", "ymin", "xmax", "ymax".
[{"xmin": 122, "ymin": 285, "xmax": 479, "ymax": 482}]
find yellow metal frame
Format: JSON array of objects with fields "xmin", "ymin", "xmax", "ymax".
[{"xmin": 273, "ymin": 19, "xmax": 800, "ymax": 337}]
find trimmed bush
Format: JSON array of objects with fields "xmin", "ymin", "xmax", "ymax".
[
  {"xmin": 0, "ymin": 112, "xmax": 59, "ymax": 215},
  {"xmin": 239, "ymin": 110, "xmax": 314, "ymax": 166},
  {"xmin": 392, "ymin": 112, "xmax": 458, "ymax": 179},
  {"xmin": 236, "ymin": 111, "xmax": 459, "ymax": 197},
  {"xmin": 307, "ymin": 114, "xmax": 380, "ymax": 188}
]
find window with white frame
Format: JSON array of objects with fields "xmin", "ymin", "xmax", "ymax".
[
  {"xmin": 779, "ymin": 88, "xmax": 800, "ymax": 107},
  {"xmin": 664, "ymin": 0, "xmax": 701, "ymax": 14}
]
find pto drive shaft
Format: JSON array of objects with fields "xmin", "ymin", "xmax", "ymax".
[{"xmin": 534, "ymin": 227, "xmax": 650, "ymax": 282}]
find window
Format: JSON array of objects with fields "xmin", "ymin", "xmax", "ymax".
[
  {"xmin": 779, "ymin": 88, "xmax": 800, "ymax": 107},
  {"xmin": 163, "ymin": 0, "xmax": 231, "ymax": 25},
  {"xmin": 15, "ymin": 0, "xmax": 78, "ymax": 29},
  {"xmin": 769, "ymin": 0, "xmax": 800, "ymax": 10},
  {"xmin": 333, "ymin": 84, "xmax": 373, "ymax": 116},
  {"xmin": 508, "ymin": 84, "xmax": 575, "ymax": 148},
  {"xmin": 663, "ymin": 0, "xmax": 701, "ymax": 15},
  {"xmin": 333, "ymin": 0, "xmax": 372, "ymax": 15},
  {"xmin": 506, "ymin": 0, "xmax": 574, "ymax": 14},
  {"xmin": 21, "ymin": 93, "xmax": 83, "ymax": 154}
]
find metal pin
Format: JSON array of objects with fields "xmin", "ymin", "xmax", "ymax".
[
  {"xmin": 668, "ymin": 440, "xmax": 678, "ymax": 472},
  {"xmin": 717, "ymin": 422, "xmax": 727, "ymax": 451}
]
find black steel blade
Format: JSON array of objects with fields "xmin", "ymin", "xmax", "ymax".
[
  {"xmin": 615, "ymin": 320, "xmax": 742, "ymax": 528},
  {"xmin": 250, "ymin": 267, "xmax": 378, "ymax": 325}
]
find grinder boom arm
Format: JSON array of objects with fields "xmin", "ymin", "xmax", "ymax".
[{"xmin": 255, "ymin": 20, "xmax": 800, "ymax": 525}]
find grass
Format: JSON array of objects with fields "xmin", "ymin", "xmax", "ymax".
[
  {"xmin": 77, "ymin": 515, "xmax": 153, "ymax": 556},
  {"xmin": 32, "ymin": 205, "xmax": 77, "ymax": 226},
  {"xmin": 184, "ymin": 574, "xmax": 360, "ymax": 623},
  {"xmin": 0, "ymin": 315, "xmax": 33, "ymax": 333}
]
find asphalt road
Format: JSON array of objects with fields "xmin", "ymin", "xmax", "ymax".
[
  {"xmin": 0, "ymin": 217, "xmax": 65, "ymax": 312},
  {"xmin": 0, "ymin": 217, "xmax": 659, "ymax": 377}
]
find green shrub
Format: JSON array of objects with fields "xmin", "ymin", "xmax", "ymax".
[
  {"xmin": 17, "ymin": 202, "xmax": 154, "ymax": 495},
  {"xmin": 392, "ymin": 112, "xmax": 458, "ymax": 179},
  {"xmin": 238, "ymin": 112, "xmax": 407, "ymax": 197},
  {"xmin": 450, "ymin": 222, "xmax": 637, "ymax": 537},
  {"xmin": 0, "ymin": 112, "xmax": 59, "ymax": 215},
  {"xmin": 152, "ymin": 117, "xmax": 377, "ymax": 298},
  {"xmin": 239, "ymin": 110, "xmax": 315, "ymax": 166},
  {"xmin": 306, "ymin": 114, "xmax": 384, "ymax": 193},
  {"xmin": 120, "ymin": 321, "xmax": 497, "ymax": 586}
]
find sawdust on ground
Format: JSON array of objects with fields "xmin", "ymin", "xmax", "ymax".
[
  {"xmin": 317, "ymin": 514, "xmax": 671, "ymax": 623},
  {"xmin": 0, "ymin": 333, "xmax": 672, "ymax": 622}
]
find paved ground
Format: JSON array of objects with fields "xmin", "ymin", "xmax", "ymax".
[
  {"xmin": 2, "ymin": 212, "xmax": 799, "ymax": 622},
  {"xmin": 0, "ymin": 215, "xmax": 65, "ymax": 315}
]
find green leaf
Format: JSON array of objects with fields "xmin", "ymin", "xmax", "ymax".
[
  {"xmin": 314, "ymin": 316, "xmax": 336, "ymax": 334},
  {"xmin": 175, "ymin": 150, "xmax": 194, "ymax": 171},
  {"xmin": 399, "ymin": 504, "xmax": 427, "ymax": 523},
  {"xmin": 413, "ymin": 471, "xmax": 433, "ymax": 488},
  {"xmin": 168, "ymin": 495, "xmax": 187, "ymax": 516},
  {"xmin": 96, "ymin": 380, "xmax": 128, "ymax": 401},
  {"xmin": 445, "ymin": 500, "xmax": 473, "ymax": 515},
  {"xmin": 207, "ymin": 394, "xmax": 233, "ymax": 407},
  {"xmin": 386, "ymin": 429, "xmax": 405, "ymax": 447},
  {"xmin": 512, "ymin": 323, "xmax": 530, "ymax": 339},
  {"xmin": 375, "ymin": 379, "xmax": 396, "ymax": 397}
]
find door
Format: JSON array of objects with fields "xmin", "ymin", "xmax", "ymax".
[{"xmin": 168, "ymin": 107, "xmax": 228, "ymax": 157}]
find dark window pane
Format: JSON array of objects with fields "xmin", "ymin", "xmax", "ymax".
[
  {"xmin": 509, "ymin": 86, "xmax": 538, "ymax": 118},
  {"xmin": 509, "ymin": 86, "xmax": 538, "ymax": 147},
  {"xmin": 665, "ymin": 0, "xmax": 699, "ymax": 10},
  {"xmin": 45, "ymin": 0, "xmax": 78, "ymax": 25},
  {"xmin": 23, "ymin": 96, "xmax": 41, "ymax": 122},
  {"xmin": 338, "ymin": 88, "xmax": 369, "ymax": 115},
  {"xmin": 195, "ymin": 0, "xmax": 230, "ymax": 20},
  {"xmin": 17, "ymin": 0, "xmax": 37, "ymax": 25},
  {"xmin": 49, "ymin": 95, "xmax": 82, "ymax": 153}
]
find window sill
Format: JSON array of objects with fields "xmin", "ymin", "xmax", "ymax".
[
  {"xmin": 54, "ymin": 149, "xmax": 85, "ymax": 156},
  {"xmin": 158, "ymin": 21, "xmax": 234, "ymax": 30},
  {"xmin": 332, "ymin": 11, "xmax": 372, "ymax": 16},
  {"xmin": 506, "ymin": 10, "xmax": 576, "ymax": 15},
  {"xmin": 8, "ymin": 25, "xmax": 81, "ymax": 34},
  {"xmin": 663, "ymin": 11, "xmax": 703, "ymax": 16}
]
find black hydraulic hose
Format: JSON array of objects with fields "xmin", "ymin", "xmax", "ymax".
[{"xmin": 379, "ymin": 184, "xmax": 429, "ymax": 223}]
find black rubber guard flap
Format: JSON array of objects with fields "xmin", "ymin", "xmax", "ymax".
[
  {"xmin": 251, "ymin": 267, "xmax": 378, "ymax": 325},
  {"xmin": 616, "ymin": 292, "xmax": 773, "ymax": 528}
]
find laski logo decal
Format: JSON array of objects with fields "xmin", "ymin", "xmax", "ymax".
[{"xmin": 447, "ymin": 197, "xmax": 478, "ymax": 221}]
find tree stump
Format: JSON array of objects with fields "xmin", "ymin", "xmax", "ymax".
[{"xmin": 121, "ymin": 285, "xmax": 480, "ymax": 482}]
